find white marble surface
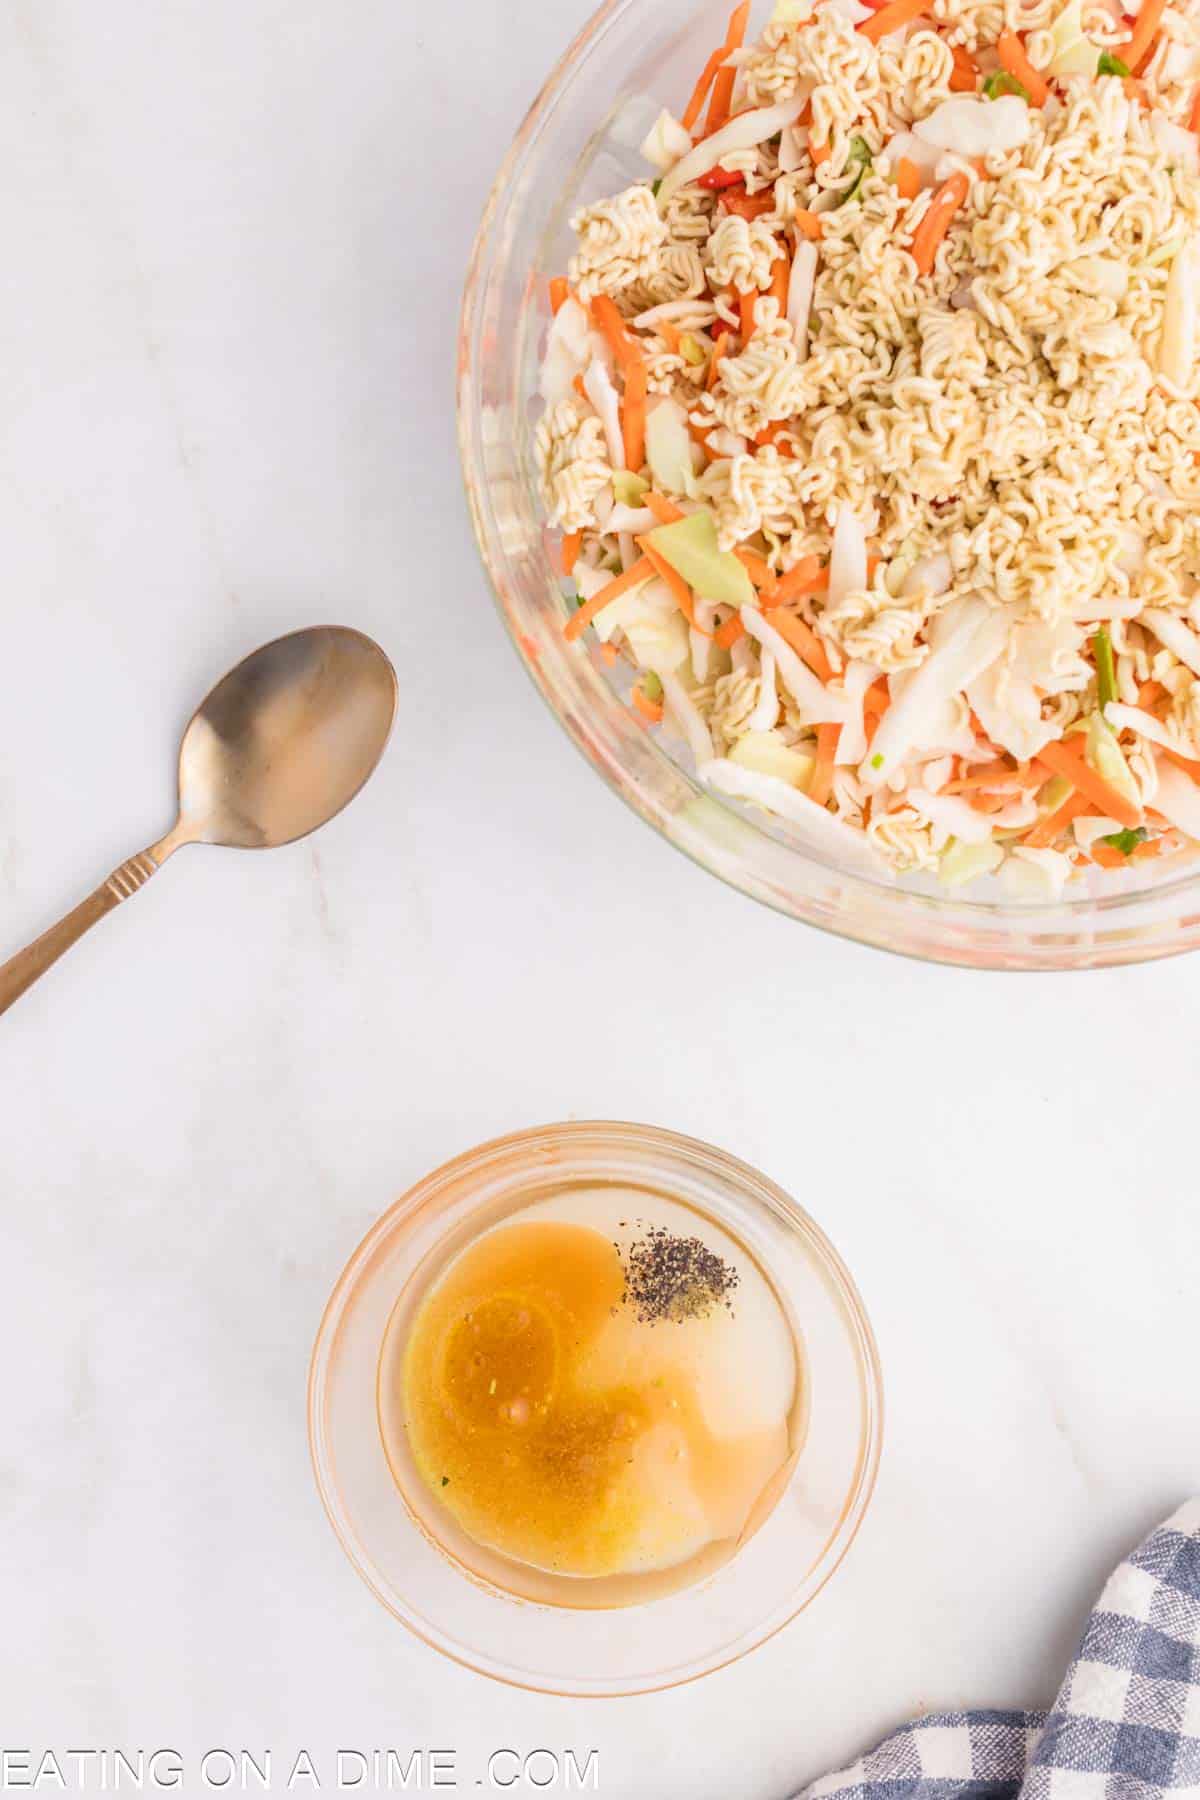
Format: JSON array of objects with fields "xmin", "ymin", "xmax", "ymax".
[{"xmin": 1, "ymin": 3, "xmax": 1198, "ymax": 1795}]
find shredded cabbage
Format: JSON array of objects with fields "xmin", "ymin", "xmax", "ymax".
[
  {"xmin": 940, "ymin": 839, "xmax": 1004, "ymax": 886},
  {"xmin": 658, "ymin": 668, "xmax": 714, "ymax": 763},
  {"xmin": 741, "ymin": 606, "xmax": 855, "ymax": 724},
  {"xmin": 1044, "ymin": 0, "xmax": 1097, "ymax": 77},
  {"xmin": 1159, "ymin": 239, "xmax": 1197, "ymax": 388},
  {"xmin": 1153, "ymin": 758, "xmax": 1200, "ymax": 839},
  {"xmin": 828, "ymin": 505, "xmax": 868, "ymax": 608},
  {"xmin": 787, "ymin": 241, "xmax": 819, "ymax": 355},
  {"xmin": 701, "ymin": 757, "xmax": 891, "ymax": 875},
  {"xmin": 862, "ymin": 596, "xmax": 1009, "ymax": 785},
  {"xmin": 728, "ymin": 729, "xmax": 814, "ymax": 787},
  {"xmin": 646, "ymin": 509, "xmax": 755, "ymax": 609},
  {"xmin": 657, "ymin": 94, "xmax": 807, "ymax": 211},
  {"xmin": 913, "ymin": 96, "xmax": 1033, "ymax": 157},
  {"xmin": 1141, "ymin": 606, "xmax": 1200, "ymax": 677},
  {"xmin": 908, "ymin": 788, "xmax": 995, "ymax": 845},
  {"xmin": 639, "ymin": 109, "xmax": 693, "ymax": 173},
  {"xmin": 1086, "ymin": 713, "xmax": 1140, "ymax": 809},
  {"xmin": 645, "ymin": 397, "xmax": 696, "ymax": 498}
]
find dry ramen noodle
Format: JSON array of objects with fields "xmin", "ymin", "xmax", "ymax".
[{"xmin": 536, "ymin": 0, "xmax": 1200, "ymax": 893}]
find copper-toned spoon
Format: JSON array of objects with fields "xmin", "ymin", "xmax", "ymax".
[{"xmin": 0, "ymin": 626, "xmax": 397, "ymax": 1016}]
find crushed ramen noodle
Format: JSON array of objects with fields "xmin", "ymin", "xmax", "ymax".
[{"xmin": 537, "ymin": 0, "xmax": 1200, "ymax": 893}]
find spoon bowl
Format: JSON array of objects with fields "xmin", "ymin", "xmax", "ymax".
[
  {"xmin": 0, "ymin": 625, "xmax": 397, "ymax": 1016},
  {"xmin": 177, "ymin": 627, "xmax": 398, "ymax": 850}
]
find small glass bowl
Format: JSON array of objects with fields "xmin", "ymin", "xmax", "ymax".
[
  {"xmin": 308, "ymin": 1122, "xmax": 883, "ymax": 1696},
  {"xmin": 457, "ymin": 0, "xmax": 1200, "ymax": 969}
]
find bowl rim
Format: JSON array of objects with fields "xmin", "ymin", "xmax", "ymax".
[
  {"xmin": 455, "ymin": 0, "xmax": 1200, "ymax": 971},
  {"xmin": 308, "ymin": 1119, "xmax": 885, "ymax": 1695}
]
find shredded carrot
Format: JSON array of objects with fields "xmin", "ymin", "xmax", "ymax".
[
  {"xmin": 1159, "ymin": 744, "xmax": 1200, "ymax": 782},
  {"xmin": 754, "ymin": 421, "xmax": 793, "ymax": 449},
  {"xmin": 768, "ymin": 555, "xmax": 829, "ymax": 603},
  {"xmin": 863, "ymin": 677, "xmax": 890, "ymax": 718},
  {"xmin": 622, "ymin": 357, "xmax": 647, "ymax": 473},
  {"xmin": 1122, "ymin": 0, "xmax": 1167, "ymax": 74},
  {"xmin": 564, "ymin": 556, "xmax": 651, "ymax": 643},
  {"xmin": 809, "ymin": 722, "xmax": 841, "ymax": 806},
  {"xmin": 1124, "ymin": 75, "xmax": 1145, "ymax": 103},
  {"xmin": 561, "ymin": 530, "xmax": 582, "ymax": 575},
  {"xmin": 793, "ymin": 209, "xmax": 824, "ymax": 241},
  {"xmin": 1022, "ymin": 788, "xmax": 1092, "ymax": 850},
  {"xmin": 896, "ymin": 157, "xmax": 920, "ymax": 201},
  {"xmin": 590, "ymin": 295, "xmax": 640, "ymax": 372},
  {"xmin": 810, "ymin": 134, "xmax": 832, "ymax": 165},
  {"xmin": 909, "ymin": 171, "xmax": 970, "ymax": 276},
  {"xmin": 707, "ymin": 329, "xmax": 730, "ymax": 390},
  {"xmin": 631, "ymin": 682, "xmax": 664, "ymax": 724},
  {"xmin": 995, "ymin": 31, "xmax": 1050, "ymax": 105},
  {"xmin": 1137, "ymin": 679, "xmax": 1168, "ymax": 711},
  {"xmin": 767, "ymin": 608, "xmax": 834, "ymax": 683},
  {"xmin": 573, "ymin": 373, "xmax": 588, "ymax": 401},
  {"xmin": 721, "ymin": 185, "xmax": 777, "ymax": 220},
  {"xmin": 549, "ymin": 277, "xmax": 570, "ymax": 314},
  {"xmin": 1038, "ymin": 738, "xmax": 1144, "ymax": 830},
  {"xmin": 859, "ymin": 0, "xmax": 928, "ymax": 43},
  {"xmin": 705, "ymin": 1, "xmax": 751, "ymax": 135},
  {"xmin": 948, "ymin": 44, "xmax": 979, "ymax": 91},
  {"xmin": 657, "ymin": 320, "xmax": 682, "ymax": 354},
  {"xmin": 637, "ymin": 538, "xmax": 713, "ymax": 635},
  {"xmin": 734, "ymin": 547, "xmax": 776, "ymax": 590},
  {"xmin": 738, "ymin": 288, "xmax": 758, "ymax": 340},
  {"xmin": 645, "ymin": 490, "xmax": 684, "ymax": 526},
  {"xmin": 1090, "ymin": 835, "xmax": 1166, "ymax": 868},
  {"xmin": 769, "ymin": 245, "xmax": 791, "ymax": 313},
  {"xmin": 1190, "ymin": 85, "xmax": 1200, "ymax": 134},
  {"xmin": 715, "ymin": 614, "xmax": 745, "ymax": 649},
  {"xmin": 682, "ymin": 46, "xmax": 726, "ymax": 133},
  {"xmin": 599, "ymin": 642, "xmax": 619, "ymax": 667}
]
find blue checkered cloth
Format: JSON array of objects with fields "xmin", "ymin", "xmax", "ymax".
[{"xmin": 801, "ymin": 1504, "xmax": 1200, "ymax": 1800}]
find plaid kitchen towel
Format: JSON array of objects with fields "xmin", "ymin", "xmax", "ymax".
[{"xmin": 801, "ymin": 1502, "xmax": 1200, "ymax": 1800}]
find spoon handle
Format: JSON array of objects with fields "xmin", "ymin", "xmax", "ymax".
[{"xmin": 0, "ymin": 850, "xmax": 163, "ymax": 1018}]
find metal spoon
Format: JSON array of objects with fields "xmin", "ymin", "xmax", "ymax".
[{"xmin": 0, "ymin": 625, "xmax": 397, "ymax": 1017}]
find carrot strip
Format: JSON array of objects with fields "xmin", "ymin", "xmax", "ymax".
[
  {"xmin": 768, "ymin": 556, "xmax": 829, "ymax": 603},
  {"xmin": 896, "ymin": 157, "xmax": 920, "ymax": 200},
  {"xmin": 637, "ymin": 539, "xmax": 713, "ymax": 635},
  {"xmin": 738, "ymin": 288, "xmax": 758, "ymax": 340},
  {"xmin": 1038, "ymin": 738, "xmax": 1144, "ymax": 830},
  {"xmin": 707, "ymin": 329, "xmax": 730, "ymax": 390},
  {"xmin": 809, "ymin": 722, "xmax": 841, "ymax": 806},
  {"xmin": 645, "ymin": 490, "xmax": 685, "ymax": 525},
  {"xmin": 735, "ymin": 547, "xmax": 777, "ymax": 590},
  {"xmin": 995, "ymin": 32, "xmax": 1050, "ymax": 105},
  {"xmin": 910, "ymin": 171, "xmax": 970, "ymax": 276},
  {"xmin": 590, "ymin": 294, "xmax": 641, "ymax": 373},
  {"xmin": 754, "ymin": 421, "xmax": 793, "ymax": 449},
  {"xmin": 1122, "ymin": 0, "xmax": 1167, "ymax": 74},
  {"xmin": 715, "ymin": 614, "xmax": 745, "ymax": 650},
  {"xmin": 1137, "ymin": 679, "xmax": 1168, "ymax": 711},
  {"xmin": 657, "ymin": 319, "xmax": 682, "ymax": 354},
  {"xmin": 1190, "ymin": 86, "xmax": 1200, "ymax": 134},
  {"xmin": 793, "ymin": 209, "xmax": 824, "ymax": 242},
  {"xmin": 682, "ymin": 47, "xmax": 726, "ymax": 133},
  {"xmin": 769, "ymin": 245, "xmax": 791, "ymax": 312},
  {"xmin": 859, "ymin": 0, "xmax": 927, "ymax": 42},
  {"xmin": 564, "ymin": 556, "xmax": 652, "ymax": 642},
  {"xmin": 705, "ymin": 1, "xmax": 751, "ymax": 135},
  {"xmin": 1022, "ymin": 789, "xmax": 1092, "ymax": 850},
  {"xmin": 863, "ymin": 677, "xmax": 889, "ymax": 718},
  {"xmin": 949, "ymin": 44, "xmax": 979, "ymax": 91},
  {"xmin": 810, "ymin": 134, "xmax": 832, "ymax": 166},
  {"xmin": 549, "ymin": 277, "xmax": 570, "ymax": 314},
  {"xmin": 561, "ymin": 530, "xmax": 582, "ymax": 576},
  {"xmin": 767, "ymin": 608, "xmax": 834, "ymax": 682},
  {"xmin": 632, "ymin": 682, "xmax": 664, "ymax": 724},
  {"xmin": 622, "ymin": 358, "xmax": 647, "ymax": 472}
]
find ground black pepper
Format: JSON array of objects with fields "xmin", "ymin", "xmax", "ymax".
[{"xmin": 618, "ymin": 1222, "xmax": 738, "ymax": 1324}]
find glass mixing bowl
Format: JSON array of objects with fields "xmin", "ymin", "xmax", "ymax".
[
  {"xmin": 457, "ymin": 0, "xmax": 1200, "ymax": 970},
  {"xmin": 308, "ymin": 1122, "xmax": 882, "ymax": 1695}
]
